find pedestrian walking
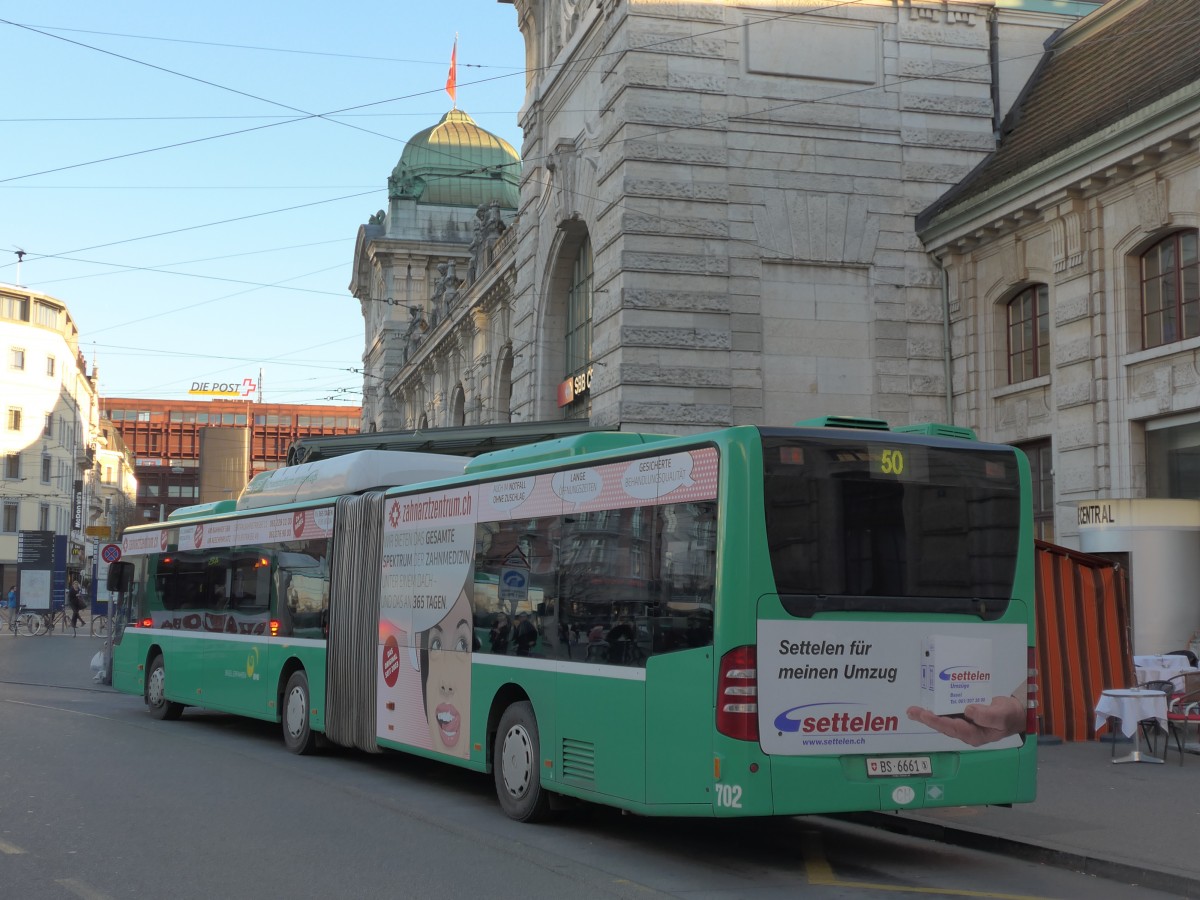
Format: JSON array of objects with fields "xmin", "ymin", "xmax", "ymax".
[
  {"xmin": 67, "ymin": 580, "xmax": 85, "ymax": 630},
  {"xmin": 4, "ymin": 584, "xmax": 15, "ymax": 633}
]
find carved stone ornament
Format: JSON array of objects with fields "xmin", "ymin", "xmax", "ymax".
[{"xmin": 548, "ymin": 140, "xmax": 582, "ymax": 226}]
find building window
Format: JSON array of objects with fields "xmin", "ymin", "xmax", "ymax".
[
  {"xmin": 46, "ymin": 356, "xmax": 55, "ymax": 377},
  {"xmin": 35, "ymin": 302, "xmax": 58, "ymax": 328},
  {"xmin": 7, "ymin": 408, "xmax": 21, "ymax": 431},
  {"xmin": 43, "ymin": 413, "xmax": 53, "ymax": 437},
  {"xmin": 1007, "ymin": 285, "xmax": 1049, "ymax": 383},
  {"xmin": 565, "ymin": 236, "xmax": 593, "ymax": 379},
  {"xmin": 2, "ymin": 502, "xmax": 17, "ymax": 532},
  {"xmin": 9, "ymin": 347, "xmax": 25, "ymax": 370},
  {"xmin": 1146, "ymin": 418, "xmax": 1200, "ymax": 499},
  {"xmin": 1017, "ymin": 439, "xmax": 1054, "ymax": 541},
  {"xmin": 1, "ymin": 294, "xmax": 29, "ymax": 321},
  {"xmin": 1142, "ymin": 230, "xmax": 1200, "ymax": 350},
  {"xmin": 3, "ymin": 453, "xmax": 18, "ymax": 479},
  {"xmin": 38, "ymin": 504, "xmax": 50, "ymax": 530},
  {"xmin": 41, "ymin": 455, "xmax": 51, "ymax": 484}
]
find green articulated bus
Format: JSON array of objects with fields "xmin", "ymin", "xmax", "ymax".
[{"xmin": 110, "ymin": 418, "xmax": 1036, "ymax": 821}]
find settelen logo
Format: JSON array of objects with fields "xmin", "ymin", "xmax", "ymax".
[
  {"xmin": 773, "ymin": 702, "xmax": 900, "ymax": 735},
  {"xmin": 938, "ymin": 666, "xmax": 991, "ymax": 683}
]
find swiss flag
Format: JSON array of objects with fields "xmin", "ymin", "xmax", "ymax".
[{"xmin": 445, "ymin": 40, "xmax": 457, "ymax": 105}]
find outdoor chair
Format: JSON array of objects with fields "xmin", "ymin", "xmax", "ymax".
[
  {"xmin": 1165, "ymin": 649, "xmax": 1199, "ymax": 667},
  {"xmin": 1162, "ymin": 686, "xmax": 1200, "ymax": 765},
  {"xmin": 1133, "ymin": 678, "xmax": 1179, "ymax": 756}
]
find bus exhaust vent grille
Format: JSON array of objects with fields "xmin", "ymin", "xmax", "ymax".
[{"xmin": 561, "ymin": 738, "xmax": 596, "ymax": 783}]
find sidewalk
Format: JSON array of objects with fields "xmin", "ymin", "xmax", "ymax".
[
  {"xmin": 848, "ymin": 737, "xmax": 1200, "ymax": 896},
  {"xmin": 6, "ymin": 633, "xmax": 1199, "ymax": 894}
]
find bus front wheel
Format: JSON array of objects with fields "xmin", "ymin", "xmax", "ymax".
[
  {"xmin": 282, "ymin": 670, "xmax": 316, "ymax": 755},
  {"xmin": 494, "ymin": 701, "xmax": 551, "ymax": 822},
  {"xmin": 146, "ymin": 654, "xmax": 184, "ymax": 721}
]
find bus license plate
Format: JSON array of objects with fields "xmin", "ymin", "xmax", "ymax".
[{"xmin": 866, "ymin": 756, "xmax": 932, "ymax": 778}]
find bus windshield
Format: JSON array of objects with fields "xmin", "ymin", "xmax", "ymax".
[{"xmin": 761, "ymin": 433, "xmax": 1021, "ymax": 618}]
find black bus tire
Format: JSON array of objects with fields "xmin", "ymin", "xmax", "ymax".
[
  {"xmin": 494, "ymin": 701, "xmax": 552, "ymax": 822},
  {"xmin": 282, "ymin": 670, "xmax": 317, "ymax": 755},
  {"xmin": 146, "ymin": 654, "xmax": 184, "ymax": 721}
]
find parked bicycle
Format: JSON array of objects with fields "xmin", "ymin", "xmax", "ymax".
[
  {"xmin": 90, "ymin": 613, "xmax": 111, "ymax": 638},
  {"xmin": 14, "ymin": 605, "xmax": 77, "ymax": 637}
]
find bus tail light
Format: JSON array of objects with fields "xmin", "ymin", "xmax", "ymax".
[
  {"xmin": 269, "ymin": 619, "xmax": 281, "ymax": 637},
  {"xmin": 140, "ymin": 617, "xmax": 153, "ymax": 629},
  {"xmin": 1026, "ymin": 646, "xmax": 1038, "ymax": 738},
  {"xmin": 717, "ymin": 645, "xmax": 758, "ymax": 741}
]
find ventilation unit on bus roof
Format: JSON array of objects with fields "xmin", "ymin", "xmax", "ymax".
[
  {"xmin": 237, "ymin": 449, "xmax": 469, "ymax": 510},
  {"xmin": 893, "ymin": 423, "xmax": 978, "ymax": 441},
  {"xmin": 792, "ymin": 415, "xmax": 890, "ymax": 431},
  {"xmin": 465, "ymin": 432, "xmax": 671, "ymax": 475},
  {"xmin": 167, "ymin": 500, "xmax": 238, "ymax": 521}
]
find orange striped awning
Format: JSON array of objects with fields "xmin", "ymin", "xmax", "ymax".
[{"xmin": 1034, "ymin": 540, "xmax": 1132, "ymax": 742}]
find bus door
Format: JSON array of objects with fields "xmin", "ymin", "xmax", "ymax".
[
  {"xmin": 202, "ymin": 551, "xmax": 271, "ymax": 717},
  {"xmin": 644, "ymin": 643, "xmax": 714, "ymax": 806}
]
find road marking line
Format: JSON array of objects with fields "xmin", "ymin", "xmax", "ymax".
[
  {"xmin": 56, "ymin": 878, "xmax": 113, "ymax": 900},
  {"xmin": 802, "ymin": 832, "xmax": 1051, "ymax": 900},
  {"xmin": 0, "ymin": 838, "xmax": 26, "ymax": 854}
]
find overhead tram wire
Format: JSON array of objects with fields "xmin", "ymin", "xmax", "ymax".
[
  {"xmin": 97, "ymin": 333, "xmax": 364, "ymax": 401},
  {"xmin": 6, "ymin": 4, "xmax": 1167, "ymax": 287},
  {"xmin": 19, "ymin": 254, "xmax": 348, "ymax": 297},
  {"xmin": 0, "ymin": 189, "xmax": 377, "ymax": 269},
  {"xmin": 0, "ymin": 20, "xmax": 529, "ymax": 189},
  {"xmin": 4, "ymin": 0, "xmax": 1172, "ymax": 198},
  {"xmin": 0, "ymin": 2, "xmax": 873, "ymax": 192},
  {"xmin": 29, "ymin": 237, "xmax": 350, "ymax": 287},
  {"xmin": 0, "ymin": 19, "xmax": 428, "ymax": 149},
  {"xmin": 14, "ymin": 23, "xmax": 528, "ymax": 69},
  {"xmin": 81, "ymin": 261, "xmax": 350, "ymax": 337}
]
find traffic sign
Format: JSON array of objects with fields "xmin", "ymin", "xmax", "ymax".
[{"xmin": 101, "ymin": 543, "xmax": 123, "ymax": 564}]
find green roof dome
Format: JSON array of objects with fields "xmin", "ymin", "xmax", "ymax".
[{"xmin": 388, "ymin": 109, "xmax": 520, "ymax": 209}]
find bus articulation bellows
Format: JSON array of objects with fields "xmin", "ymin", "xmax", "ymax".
[{"xmin": 110, "ymin": 420, "xmax": 1036, "ymax": 821}]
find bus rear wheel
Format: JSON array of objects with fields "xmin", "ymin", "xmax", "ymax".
[
  {"xmin": 282, "ymin": 670, "xmax": 316, "ymax": 755},
  {"xmin": 494, "ymin": 701, "xmax": 551, "ymax": 822},
  {"xmin": 146, "ymin": 654, "xmax": 183, "ymax": 721}
]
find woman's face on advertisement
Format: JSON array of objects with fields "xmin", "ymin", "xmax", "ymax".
[{"xmin": 424, "ymin": 589, "xmax": 473, "ymax": 756}]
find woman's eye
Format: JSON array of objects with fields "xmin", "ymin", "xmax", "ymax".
[
  {"xmin": 430, "ymin": 636, "xmax": 442, "ymax": 651},
  {"xmin": 455, "ymin": 637, "xmax": 468, "ymax": 652}
]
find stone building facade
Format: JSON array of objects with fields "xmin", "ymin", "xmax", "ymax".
[
  {"xmin": 502, "ymin": 0, "xmax": 1090, "ymax": 432},
  {"xmin": 917, "ymin": 0, "xmax": 1200, "ymax": 651},
  {"xmin": 352, "ymin": 110, "xmax": 521, "ymax": 432},
  {"xmin": 357, "ymin": 0, "xmax": 1095, "ymax": 435}
]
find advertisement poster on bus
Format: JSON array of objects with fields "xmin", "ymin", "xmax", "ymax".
[
  {"xmin": 756, "ymin": 621, "xmax": 1028, "ymax": 756},
  {"xmin": 376, "ymin": 447, "xmax": 720, "ymax": 758},
  {"xmin": 378, "ymin": 486, "xmax": 478, "ymax": 759}
]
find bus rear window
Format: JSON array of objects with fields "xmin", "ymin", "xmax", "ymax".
[{"xmin": 761, "ymin": 436, "xmax": 1020, "ymax": 618}]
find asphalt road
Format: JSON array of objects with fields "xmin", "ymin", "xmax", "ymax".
[{"xmin": 0, "ymin": 633, "xmax": 1174, "ymax": 899}]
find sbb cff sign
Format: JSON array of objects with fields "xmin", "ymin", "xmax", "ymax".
[{"xmin": 557, "ymin": 366, "xmax": 594, "ymax": 407}]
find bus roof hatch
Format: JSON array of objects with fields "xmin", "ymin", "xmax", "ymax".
[{"xmin": 237, "ymin": 449, "xmax": 468, "ymax": 510}]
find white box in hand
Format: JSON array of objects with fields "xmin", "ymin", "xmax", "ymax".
[{"xmin": 920, "ymin": 635, "xmax": 994, "ymax": 716}]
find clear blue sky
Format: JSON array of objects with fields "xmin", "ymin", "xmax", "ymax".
[{"xmin": 0, "ymin": 2, "xmax": 526, "ymax": 408}]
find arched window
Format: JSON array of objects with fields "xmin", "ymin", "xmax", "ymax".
[
  {"xmin": 566, "ymin": 236, "xmax": 593, "ymax": 382},
  {"xmin": 451, "ymin": 385, "xmax": 465, "ymax": 427},
  {"xmin": 1006, "ymin": 284, "xmax": 1049, "ymax": 383},
  {"xmin": 1142, "ymin": 231, "xmax": 1199, "ymax": 349},
  {"xmin": 562, "ymin": 237, "xmax": 593, "ymax": 418}
]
